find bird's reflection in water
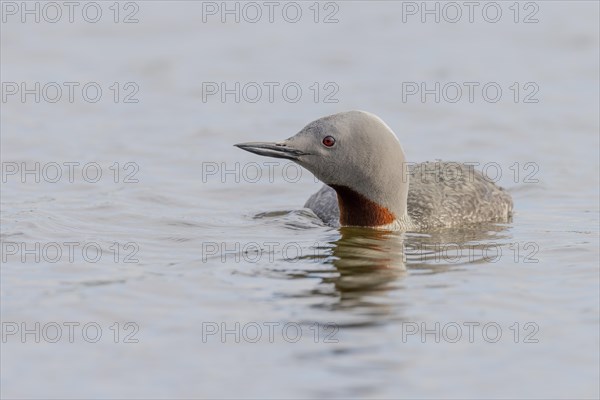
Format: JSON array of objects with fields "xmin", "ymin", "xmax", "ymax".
[
  {"xmin": 311, "ymin": 227, "xmax": 407, "ymax": 319},
  {"xmin": 312, "ymin": 222, "xmax": 512, "ymax": 318},
  {"xmin": 327, "ymin": 227, "xmax": 406, "ymax": 290},
  {"xmin": 403, "ymin": 223, "xmax": 513, "ymax": 274}
]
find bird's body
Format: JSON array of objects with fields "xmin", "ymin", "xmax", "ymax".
[
  {"xmin": 235, "ymin": 111, "xmax": 513, "ymax": 231},
  {"xmin": 305, "ymin": 161, "xmax": 513, "ymax": 230}
]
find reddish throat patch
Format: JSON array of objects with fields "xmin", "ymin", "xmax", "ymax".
[{"xmin": 330, "ymin": 185, "xmax": 396, "ymax": 227}]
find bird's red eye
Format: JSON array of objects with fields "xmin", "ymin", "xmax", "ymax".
[{"xmin": 322, "ymin": 136, "xmax": 335, "ymax": 147}]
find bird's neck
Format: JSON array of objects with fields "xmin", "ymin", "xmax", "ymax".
[{"xmin": 330, "ymin": 184, "xmax": 410, "ymax": 229}]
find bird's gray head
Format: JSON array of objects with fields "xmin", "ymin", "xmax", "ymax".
[{"xmin": 235, "ymin": 111, "xmax": 410, "ymax": 227}]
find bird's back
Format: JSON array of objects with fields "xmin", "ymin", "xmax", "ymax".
[{"xmin": 304, "ymin": 161, "xmax": 513, "ymax": 230}]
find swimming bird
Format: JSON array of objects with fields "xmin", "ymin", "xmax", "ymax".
[{"xmin": 235, "ymin": 111, "xmax": 513, "ymax": 231}]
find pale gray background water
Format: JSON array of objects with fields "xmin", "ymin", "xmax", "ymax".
[{"xmin": 1, "ymin": 1, "xmax": 599, "ymax": 399}]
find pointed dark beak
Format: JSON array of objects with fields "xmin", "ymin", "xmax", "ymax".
[{"xmin": 234, "ymin": 141, "xmax": 308, "ymax": 161}]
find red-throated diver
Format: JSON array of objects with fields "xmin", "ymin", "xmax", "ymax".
[{"xmin": 235, "ymin": 111, "xmax": 513, "ymax": 230}]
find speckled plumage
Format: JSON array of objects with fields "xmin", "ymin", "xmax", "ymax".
[{"xmin": 305, "ymin": 161, "xmax": 513, "ymax": 230}]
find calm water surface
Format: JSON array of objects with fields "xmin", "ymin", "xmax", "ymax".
[{"xmin": 1, "ymin": 2, "xmax": 599, "ymax": 399}]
